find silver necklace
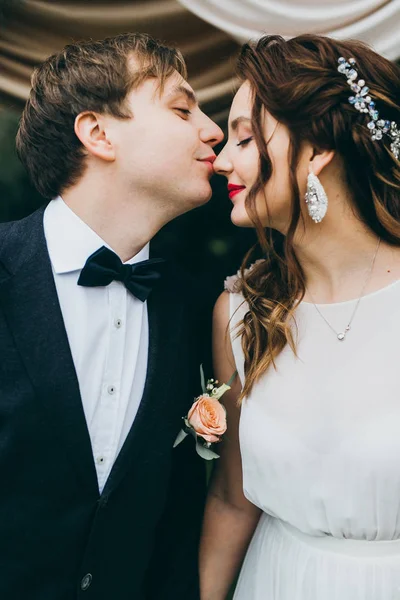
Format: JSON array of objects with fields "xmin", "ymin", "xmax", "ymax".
[{"xmin": 307, "ymin": 238, "xmax": 381, "ymax": 342}]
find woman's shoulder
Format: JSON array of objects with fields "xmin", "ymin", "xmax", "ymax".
[{"xmin": 224, "ymin": 259, "xmax": 265, "ymax": 294}]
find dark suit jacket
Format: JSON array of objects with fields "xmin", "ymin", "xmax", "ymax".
[{"xmin": 0, "ymin": 207, "xmax": 208, "ymax": 600}]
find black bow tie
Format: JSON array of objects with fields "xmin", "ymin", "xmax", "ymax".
[{"xmin": 77, "ymin": 246, "xmax": 166, "ymax": 302}]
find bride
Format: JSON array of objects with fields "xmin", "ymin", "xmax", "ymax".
[{"xmin": 200, "ymin": 34, "xmax": 400, "ymax": 599}]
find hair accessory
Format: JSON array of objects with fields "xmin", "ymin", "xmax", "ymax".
[{"xmin": 337, "ymin": 57, "xmax": 400, "ymax": 160}]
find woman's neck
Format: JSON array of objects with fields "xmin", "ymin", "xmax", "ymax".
[{"xmin": 294, "ymin": 221, "xmax": 400, "ymax": 304}]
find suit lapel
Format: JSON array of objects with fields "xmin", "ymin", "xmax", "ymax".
[
  {"xmin": 102, "ymin": 263, "xmax": 186, "ymax": 497},
  {"xmin": 0, "ymin": 209, "xmax": 99, "ymax": 497},
  {"xmin": 0, "ymin": 209, "xmax": 189, "ymax": 499}
]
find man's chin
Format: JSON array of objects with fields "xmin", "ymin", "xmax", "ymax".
[{"xmin": 189, "ymin": 185, "xmax": 212, "ymax": 208}]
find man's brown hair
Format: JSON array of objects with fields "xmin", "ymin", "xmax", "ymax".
[{"xmin": 16, "ymin": 33, "xmax": 187, "ymax": 199}]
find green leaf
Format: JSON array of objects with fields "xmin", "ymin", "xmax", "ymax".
[
  {"xmin": 227, "ymin": 370, "xmax": 238, "ymax": 387},
  {"xmin": 195, "ymin": 441, "xmax": 220, "ymax": 461},
  {"xmin": 200, "ymin": 363, "xmax": 206, "ymax": 394},
  {"xmin": 173, "ymin": 429, "xmax": 188, "ymax": 448}
]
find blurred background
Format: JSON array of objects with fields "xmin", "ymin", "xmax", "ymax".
[{"xmin": 1, "ymin": 0, "xmax": 400, "ymax": 305}]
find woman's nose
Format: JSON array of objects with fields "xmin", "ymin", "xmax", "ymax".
[{"xmin": 213, "ymin": 145, "xmax": 232, "ymax": 176}]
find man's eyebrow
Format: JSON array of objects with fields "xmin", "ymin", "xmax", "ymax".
[
  {"xmin": 230, "ymin": 116, "xmax": 252, "ymax": 131},
  {"xmin": 166, "ymin": 85, "xmax": 198, "ymax": 105}
]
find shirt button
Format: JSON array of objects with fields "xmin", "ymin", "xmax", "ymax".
[
  {"xmin": 96, "ymin": 456, "xmax": 105, "ymax": 465},
  {"xmin": 81, "ymin": 573, "xmax": 92, "ymax": 591},
  {"xmin": 107, "ymin": 385, "xmax": 116, "ymax": 395},
  {"xmin": 114, "ymin": 318, "xmax": 122, "ymax": 328}
]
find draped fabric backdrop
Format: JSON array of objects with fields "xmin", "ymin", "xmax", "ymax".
[
  {"xmin": 178, "ymin": 0, "xmax": 400, "ymax": 60},
  {"xmin": 0, "ymin": 0, "xmax": 240, "ymax": 123},
  {"xmin": 1, "ymin": 1, "xmax": 400, "ymax": 119}
]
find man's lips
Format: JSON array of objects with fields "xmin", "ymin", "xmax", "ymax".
[
  {"xmin": 202, "ymin": 155, "xmax": 216, "ymax": 164},
  {"xmin": 198, "ymin": 155, "xmax": 216, "ymax": 170},
  {"xmin": 227, "ymin": 184, "xmax": 246, "ymax": 200}
]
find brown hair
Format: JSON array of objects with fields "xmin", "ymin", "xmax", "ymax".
[
  {"xmin": 16, "ymin": 32, "xmax": 187, "ymax": 199},
  {"xmin": 234, "ymin": 34, "xmax": 400, "ymax": 401}
]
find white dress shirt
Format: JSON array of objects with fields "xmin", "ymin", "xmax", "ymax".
[{"xmin": 44, "ymin": 197, "xmax": 149, "ymax": 493}]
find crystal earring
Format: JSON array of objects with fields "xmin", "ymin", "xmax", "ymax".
[{"xmin": 305, "ymin": 170, "xmax": 328, "ymax": 223}]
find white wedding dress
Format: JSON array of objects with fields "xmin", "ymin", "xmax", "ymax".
[{"xmin": 227, "ymin": 275, "xmax": 400, "ymax": 600}]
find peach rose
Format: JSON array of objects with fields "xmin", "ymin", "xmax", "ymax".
[{"xmin": 188, "ymin": 395, "xmax": 227, "ymax": 443}]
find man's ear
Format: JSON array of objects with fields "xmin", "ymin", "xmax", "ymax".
[
  {"xmin": 74, "ymin": 111, "xmax": 115, "ymax": 162},
  {"xmin": 309, "ymin": 149, "xmax": 335, "ymax": 177}
]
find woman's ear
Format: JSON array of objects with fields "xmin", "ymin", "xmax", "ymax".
[
  {"xmin": 309, "ymin": 149, "xmax": 335, "ymax": 176},
  {"xmin": 74, "ymin": 111, "xmax": 115, "ymax": 162}
]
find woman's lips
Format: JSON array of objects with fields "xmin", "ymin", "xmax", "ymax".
[{"xmin": 227, "ymin": 184, "xmax": 246, "ymax": 200}]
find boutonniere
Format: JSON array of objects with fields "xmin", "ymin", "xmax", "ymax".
[{"xmin": 173, "ymin": 366, "xmax": 236, "ymax": 460}]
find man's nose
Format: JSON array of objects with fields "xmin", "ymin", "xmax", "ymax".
[{"xmin": 200, "ymin": 114, "xmax": 224, "ymax": 148}]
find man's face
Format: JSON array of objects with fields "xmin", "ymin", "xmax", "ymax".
[{"xmin": 107, "ymin": 71, "xmax": 224, "ymax": 216}]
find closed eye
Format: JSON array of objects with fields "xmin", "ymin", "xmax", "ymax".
[
  {"xmin": 175, "ymin": 108, "xmax": 192, "ymax": 118},
  {"xmin": 237, "ymin": 136, "xmax": 253, "ymax": 147}
]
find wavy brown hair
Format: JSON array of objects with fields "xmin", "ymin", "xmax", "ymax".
[{"xmin": 234, "ymin": 34, "xmax": 400, "ymax": 402}]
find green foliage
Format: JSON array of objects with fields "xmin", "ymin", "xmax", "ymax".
[
  {"xmin": 0, "ymin": 110, "xmax": 44, "ymax": 221},
  {"xmin": 0, "ymin": 0, "xmax": 23, "ymax": 24},
  {"xmin": 0, "ymin": 0, "xmax": 22, "ymax": 10}
]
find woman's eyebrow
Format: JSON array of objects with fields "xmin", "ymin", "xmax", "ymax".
[{"xmin": 230, "ymin": 116, "xmax": 252, "ymax": 131}]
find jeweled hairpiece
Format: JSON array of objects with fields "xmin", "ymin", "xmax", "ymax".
[{"xmin": 337, "ymin": 57, "xmax": 400, "ymax": 160}]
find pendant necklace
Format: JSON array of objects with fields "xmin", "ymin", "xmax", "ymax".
[{"xmin": 308, "ymin": 238, "xmax": 381, "ymax": 342}]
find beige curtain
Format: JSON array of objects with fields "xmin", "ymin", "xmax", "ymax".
[
  {"xmin": 178, "ymin": 0, "xmax": 400, "ymax": 60},
  {"xmin": 0, "ymin": 0, "xmax": 240, "ymax": 122}
]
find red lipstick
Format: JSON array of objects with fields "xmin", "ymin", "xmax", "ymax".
[{"xmin": 227, "ymin": 183, "xmax": 246, "ymax": 200}]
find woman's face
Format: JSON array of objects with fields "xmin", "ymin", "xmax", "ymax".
[{"xmin": 214, "ymin": 81, "xmax": 308, "ymax": 232}]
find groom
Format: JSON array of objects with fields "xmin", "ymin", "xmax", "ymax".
[{"xmin": 0, "ymin": 33, "xmax": 223, "ymax": 599}]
